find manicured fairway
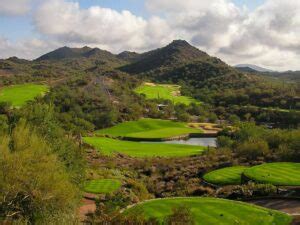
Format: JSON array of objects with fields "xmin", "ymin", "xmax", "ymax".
[
  {"xmin": 96, "ymin": 118, "xmax": 202, "ymax": 140},
  {"xmin": 84, "ymin": 179, "xmax": 121, "ymax": 194},
  {"xmin": 124, "ymin": 197, "xmax": 292, "ymax": 225},
  {"xmin": 83, "ymin": 137, "xmax": 205, "ymax": 157},
  {"xmin": 244, "ymin": 162, "xmax": 300, "ymax": 186},
  {"xmin": 135, "ymin": 83, "xmax": 200, "ymax": 105},
  {"xmin": 0, "ymin": 84, "xmax": 49, "ymax": 107},
  {"xmin": 203, "ymin": 166, "xmax": 248, "ymax": 185}
]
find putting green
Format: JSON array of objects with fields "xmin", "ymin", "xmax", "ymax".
[
  {"xmin": 0, "ymin": 84, "xmax": 49, "ymax": 107},
  {"xmin": 84, "ymin": 179, "xmax": 121, "ymax": 194},
  {"xmin": 135, "ymin": 83, "xmax": 200, "ymax": 105},
  {"xmin": 124, "ymin": 197, "xmax": 291, "ymax": 225},
  {"xmin": 244, "ymin": 162, "xmax": 300, "ymax": 186},
  {"xmin": 95, "ymin": 118, "xmax": 202, "ymax": 140},
  {"xmin": 83, "ymin": 137, "xmax": 205, "ymax": 158},
  {"xmin": 203, "ymin": 166, "xmax": 248, "ymax": 185}
]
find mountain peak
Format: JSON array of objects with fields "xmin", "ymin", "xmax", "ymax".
[
  {"xmin": 121, "ymin": 40, "xmax": 209, "ymax": 74},
  {"xmin": 36, "ymin": 46, "xmax": 115, "ymax": 61},
  {"xmin": 169, "ymin": 40, "xmax": 191, "ymax": 47}
]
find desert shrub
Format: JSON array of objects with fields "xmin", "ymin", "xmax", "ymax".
[
  {"xmin": 217, "ymin": 136, "xmax": 234, "ymax": 148},
  {"xmin": 0, "ymin": 122, "xmax": 79, "ymax": 224},
  {"xmin": 236, "ymin": 138, "xmax": 269, "ymax": 160},
  {"xmin": 219, "ymin": 182, "xmax": 277, "ymax": 199}
]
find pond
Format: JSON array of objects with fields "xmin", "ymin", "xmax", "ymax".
[{"xmin": 163, "ymin": 138, "xmax": 217, "ymax": 147}]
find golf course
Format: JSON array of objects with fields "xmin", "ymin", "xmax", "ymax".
[
  {"xmin": 95, "ymin": 118, "xmax": 203, "ymax": 140},
  {"xmin": 84, "ymin": 179, "xmax": 122, "ymax": 194},
  {"xmin": 83, "ymin": 137, "xmax": 206, "ymax": 157},
  {"xmin": 244, "ymin": 163, "xmax": 300, "ymax": 186},
  {"xmin": 124, "ymin": 197, "xmax": 292, "ymax": 225},
  {"xmin": 0, "ymin": 84, "xmax": 49, "ymax": 107},
  {"xmin": 134, "ymin": 83, "xmax": 200, "ymax": 105},
  {"xmin": 203, "ymin": 166, "xmax": 248, "ymax": 185}
]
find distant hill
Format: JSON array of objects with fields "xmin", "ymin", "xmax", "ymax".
[
  {"xmin": 121, "ymin": 40, "xmax": 209, "ymax": 74},
  {"xmin": 235, "ymin": 64, "xmax": 274, "ymax": 73},
  {"xmin": 234, "ymin": 64, "xmax": 299, "ymax": 83},
  {"xmin": 36, "ymin": 46, "xmax": 121, "ymax": 63},
  {"xmin": 117, "ymin": 51, "xmax": 140, "ymax": 62},
  {"xmin": 263, "ymin": 71, "xmax": 300, "ymax": 82}
]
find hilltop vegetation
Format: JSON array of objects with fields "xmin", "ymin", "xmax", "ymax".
[{"xmin": 0, "ymin": 40, "xmax": 298, "ymax": 128}]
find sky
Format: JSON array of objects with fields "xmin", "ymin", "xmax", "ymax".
[{"xmin": 0, "ymin": 0, "xmax": 299, "ymax": 71}]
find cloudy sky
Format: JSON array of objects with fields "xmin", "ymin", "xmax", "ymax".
[{"xmin": 0, "ymin": 0, "xmax": 299, "ymax": 71}]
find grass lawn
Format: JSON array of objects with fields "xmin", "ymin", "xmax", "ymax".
[
  {"xmin": 84, "ymin": 179, "xmax": 121, "ymax": 194},
  {"xmin": 0, "ymin": 84, "xmax": 49, "ymax": 107},
  {"xmin": 244, "ymin": 162, "xmax": 300, "ymax": 186},
  {"xmin": 134, "ymin": 83, "xmax": 200, "ymax": 105},
  {"xmin": 203, "ymin": 166, "xmax": 248, "ymax": 185},
  {"xmin": 95, "ymin": 118, "xmax": 202, "ymax": 140},
  {"xmin": 124, "ymin": 197, "xmax": 292, "ymax": 225},
  {"xmin": 83, "ymin": 137, "xmax": 206, "ymax": 158}
]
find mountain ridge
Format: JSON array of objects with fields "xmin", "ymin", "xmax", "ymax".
[{"xmin": 235, "ymin": 64, "xmax": 274, "ymax": 72}]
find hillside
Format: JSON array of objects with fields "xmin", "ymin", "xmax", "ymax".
[
  {"xmin": 121, "ymin": 40, "xmax": 209, "ymax": 74},
  {"xmin": 119, "ymin": 40, "xmax": 249, "ymax": 87},
  {"xmin": 37, "ymin": 46, "xmax": 118, "ymax": 61},
  {"xmin": 235, "ymin": 64, "xmax": 273, "ymax": 72}
]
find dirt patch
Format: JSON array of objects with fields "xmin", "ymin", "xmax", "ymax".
[
  {"xmin": 78, "ymin": 196, "xmax": 97, "ymax": 222},
  {"xmin": 171, "ymin": 91, "xmax": 180, "ymax": 97},
  {"xmin": 188, "ymin": 123, "xmax": 222, "ymax": 135},
  {"xmin": 144, "ymin": 82, "xmax": 156, "ymax": 86},
  {"xmin": 292, "ymin": 215, "xmax": 300, "ymax": 225}
]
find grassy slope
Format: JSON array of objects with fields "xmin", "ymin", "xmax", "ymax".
[
  {"xmin": 0, "ymin": 84, "xmax": 48, "ymax": 107},
  {"xmin": 244, "ymin": 162, "xmax": 300, "ymax": 186},
  {"xmin": 134, "ymin": 83, "xmax": 200, "ymax": 105},
  {"xmin": 83, "ymin": 137, "xmax": 205, "ymax": 158},
  {"xmin": 84, "ymin": 179, "xmax": 121, "ymax": 194},
  {"xmin": 95, "ymin": 118, "xmax": 202, "ymax": 140},
  {"xmin": 203, "ymin": 166, "xmax": 248, "ymax": 185},
  {"xmin": 124, "ymin": 197, "xmax": 291, "ymax": 225}
]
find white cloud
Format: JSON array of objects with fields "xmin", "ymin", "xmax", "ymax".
[
  {"xmin": 0, "ymin": 0, "xmax": 299, "ymax": 70},
  {"xmin": 0, "ymin": 0, "xmax": 32, "ymax": 16},
  {"xmin": 33, "ymin": 0, "xmax": 166, "ymax": 52},
  {"xmin": 0, "ymin": 37, "xmax": 56, "ymax": 59},
  {"xmin": 219, "ymin": 0, "xmax": 300, "ymax": 70},
  {"xmin": 145, "ymin": 0, "xmax": 300, "ymax": 70}
]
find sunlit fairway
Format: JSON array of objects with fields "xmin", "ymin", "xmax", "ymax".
[
  {"xmin": 84, "ymin": 179, "xmax": 121, "ymax": 194},
  {"xmin": 203, "ymin": 166, "xmax": 248, "ymax": 185},
  {"xmin": 83, "ymin": 137, "xmax": 206, "ymax": 158},
  {"xmin": 0, "ymin": 84, "xmax": 49, "ymax": 107},
  {"xmin": 134, "ymin": 83, "xmax": 200, "ymax": 105},
  {"xmin": 95, "ymin": 118, "xmax": 202, "ymax": 140},
  {"xmin": 124, "ymin": 197, "xmax": 292, "ymax": 225},
  {"xmin": 244, "ymin": 162, "xmax": 300, "ymax": 186}
]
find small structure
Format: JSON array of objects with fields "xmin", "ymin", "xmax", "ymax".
[{"xmin": 157, "ymin": 104, "xmax": 167, "ymax": 111}]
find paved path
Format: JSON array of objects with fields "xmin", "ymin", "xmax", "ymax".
[{"xmin": 78, "ymin": 193, "xmax": 97, "ymax": 223}]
